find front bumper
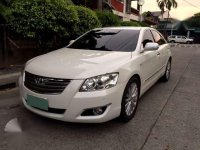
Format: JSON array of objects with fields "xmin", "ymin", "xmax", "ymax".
[{"xmin": 19, "ymin": 75, "xmax": 125, "ymax": 123}]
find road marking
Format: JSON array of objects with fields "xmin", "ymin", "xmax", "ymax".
[{"xmin": 170, "ymin": 44, "xmax": 200, "ymax": 48}]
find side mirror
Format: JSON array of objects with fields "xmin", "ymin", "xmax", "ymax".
[
  {"xmin": 69, "ymin": 40, "xmax": 75, "ymax": 45},
  {"xmin": 144, "ymin": 42, "xmax": 159, "ymax": 51}
]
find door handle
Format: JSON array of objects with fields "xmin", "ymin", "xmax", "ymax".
[{"xmin": 157, "ymin": 52, "xmax": 160, "ymax": 56}]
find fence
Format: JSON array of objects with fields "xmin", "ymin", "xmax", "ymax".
[
  {"xmin": 0, "ymin": 25, "xmax": 39, "ymax": 69},
  {"xmin": 0, "ymin": 25, "xmax": 6, "ymax": 68}
]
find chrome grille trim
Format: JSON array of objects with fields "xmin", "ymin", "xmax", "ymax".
[{"xmin": 24, "ymin": 71, "xmax": 70, "ymax": 94}]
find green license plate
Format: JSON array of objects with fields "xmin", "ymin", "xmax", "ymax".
[{"xmin": 27, "ymin": 95, "xmax": 48, "ymax": 111}]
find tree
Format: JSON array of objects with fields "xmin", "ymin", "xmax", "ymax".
[
  {"xmin": 157, "ymin": 0, "xmax": 178, "ymax": 36},
  {"xmin": 185, "ymin": 13, "xmax": 200, "ymax": 28},
  {"xmin": 96, "ymin": 11, "xmax": 120, "ymax": 27},
  {"xmin": 157, "ymin": 0, "xmax": 178, "ymax": 20},
  {"xmin": 194, "ymin": 12, "xmax": 200, "ymax": 17},
  {"xmin": 157, "ymin": 0, "xmax": 177, "ymax": 14},
  {"xmin": 0, "ymin": 0, "xmax": 11, "ymax": 22}
]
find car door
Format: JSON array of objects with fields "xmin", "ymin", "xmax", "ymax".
[
  {"xmin": 176, "ymin": 36, "xmax": 182, "ymax": 43},
  {"xmin": 182, "ymin": 36, "xmax": 187, "ymax": 43},
  {"xmin": 151, "ymin": 30, "xmax": 169, "ymax": 75},
  {"xmin": 139, "ymin": 29, "xmax": 159, "ymax": 90}
]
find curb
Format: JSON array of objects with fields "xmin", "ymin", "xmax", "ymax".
[{"xmin": 0, "ymin": 72, "xmax": 21, "ymax": 89}]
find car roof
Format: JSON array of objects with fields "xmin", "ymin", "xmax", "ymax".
[{"xmin": 94, "ymin": 26, "xmax": 150, "ymax": 31}]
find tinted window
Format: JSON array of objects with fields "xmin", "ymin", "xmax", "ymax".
[
  {"xmin": 151, "ymin": 30, "xmax": 166, "ymax": 45},
  {"xmin": 171, "ymin": 35, "xmax": 175, "ymax": 38},
  {"xmin": 142, "ymin": 29, "xmax": 154, "ymax": 47},
  {"xmin": 68, "ymin": 29, "xmax": 140, "ymax": 52}
]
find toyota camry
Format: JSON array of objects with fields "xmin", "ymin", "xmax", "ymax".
[{"xmin": 19, "ymin": 27, "xmax": 172, "ymax": 123}]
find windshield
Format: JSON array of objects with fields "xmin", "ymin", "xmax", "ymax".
[{"xmin": 68, "ymin": 29, "xmax": 140, "ymax": 52}]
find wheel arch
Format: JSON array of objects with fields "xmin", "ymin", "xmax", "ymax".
[{"xmin": 125, "ymin": 73, "xmax": 141, "ymax": 96}]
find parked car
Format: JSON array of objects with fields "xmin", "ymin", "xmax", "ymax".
[
  {"xmin": 19, "ymin": 27, "xmax": 172, "ymax": 123},
  {"xmin": 168, "ymin": 35, "xmax": 193, "ymax": 44}
]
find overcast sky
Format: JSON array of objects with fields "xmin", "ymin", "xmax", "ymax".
[{"xmin": 132, "ymin": 0, "xmax": 200, "ymax": 20}]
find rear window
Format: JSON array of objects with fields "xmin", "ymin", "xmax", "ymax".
[
  {"xmin": 68, "ymin": 29, "xmax": 140, "ymax": 52},
  {"xmin": 169, "ymin": 35, "xmax": 175, "ymax": 38}
]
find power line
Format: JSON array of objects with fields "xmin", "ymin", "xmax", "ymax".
[{"xmin": 182, "ymin": 0, "xmax": 200, "ymax": 9}]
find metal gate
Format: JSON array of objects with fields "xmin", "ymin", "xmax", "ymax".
[
  {"xmin": 0, "ymin": 25, "xmax": 6, "ymax": 68},
  {"xmin": 0, "ymin": 25, "xmax": 39, "ymax": 69}
]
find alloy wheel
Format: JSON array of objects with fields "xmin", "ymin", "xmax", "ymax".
[
  {"xmin": 166, "ymin": 61, "xmax": 171, "ymax": 80},
  {"xmin": 125, "ymin": 82, "xmax": 138, "ymax": 116}
]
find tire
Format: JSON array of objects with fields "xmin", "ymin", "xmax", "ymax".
[
  {"xmin": 186, "ymin": 41, "xmax": 190, "ymax": 44},
  {"xmin": 120, "ymin": 77, "xmax": 140, "ymax": 122},
  {"xmin": 170, "ymin": 40, "xmax": 175, "ymax": 43},
  {"xmin": 161, "ymin": 59, "xmax": 171, "ymax": 82}
]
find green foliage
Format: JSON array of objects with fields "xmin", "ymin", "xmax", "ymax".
[
  {"xmin": 120, "ymin": 21, "xmax": 140, "ymax": 26},
  {"xmin": 185, "ymin": 16, "xmax": 200, "ymax": 28},
  {"xmin": 96, "ymin": 11, "xmax": 120, "ymax": 27},
  {"xmin": 195, "ymin": 12, "xmax": 200, "ymax": 17},
  {"xmin": 157, "ymin": 0, "xmax": 178, "ymax": 13},
  {"xmin": 0, "ymin": 1, "xmax": 11, "ymax": 22},
  {"xmin": 4, "ymin": 0, "xmax": 101, "ymax": 50},
  {"xmin": 139, "ymin": 21, "xmax": 149, "ymax": 27},
  {"xmin": 0, "ymin": 0, "xmax": 73, "ymax": 22},
  {"xmin": 9, "ymin": 0, "xmax": 77, "ymax": 39},
  {"xmin": 73, "ymin": 6, "xmax": 101, "ymax": 37},
  {"xmin": 120, "ymin": 21, "xmax": 149, "ymax": 27}
]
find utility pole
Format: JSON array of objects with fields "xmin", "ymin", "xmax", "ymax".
[
  {"xmin": 97, "ymin": 0, "xmax": 103, "ymax": 11},
  {"xmin": 170, "ymin": 23, "xmax": 174, "ymax": 37},
  {"xmin": 138, "ymin": 0, "xmax": 144, "ymax": 22},
  {"xmin": 123, "ymin": 0, "xmax": 127, "ymax": 21}
]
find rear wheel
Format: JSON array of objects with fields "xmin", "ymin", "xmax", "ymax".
[
  {"xmin": 161, "ymin": 60, "xmax": 171, "ymax": 82},
  {"xmin": 170, "ymin": 40, "xmax": 175, "ymax": 43},
  {"xmin": 120, "ymin": 77, "xmax": 140, "ymax": 122}
]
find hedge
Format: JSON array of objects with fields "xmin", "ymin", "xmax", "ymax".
[
  {"xmin": 120, "ymin": 21, "xmax": 140, "ymax": 26},
  {"xmin": 6, "ymin": 0, "xmax": 101, "ymax": 50},
  {"xmin": 96, "ymin": 11, "xmax": 120, "ymax": 27},
  {"xmin": 120, "ymin": 21, "xmax": 149, "ymax": 27},
  {"xmin": 73, "ymin": 6, "xmax": 101, "ymax": 38},
  {"xmin": 8, "ymin": 0, "xmax": 77, "ymax": 39}
]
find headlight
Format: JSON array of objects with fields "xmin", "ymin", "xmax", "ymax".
[{"xmin": 80, "ymin": 73, "xmax": 119, "ymax": 92}]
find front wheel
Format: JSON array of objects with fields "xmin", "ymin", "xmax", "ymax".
[
  {"xmin": 186, "ymin": 41, "xmax": 190, "ymax": 44},
  {"xmin": 120, "ymin": 77, "xmax": 140, "ymax": 122},
  {"xmin": 161, "ymin": 60, "xmax": 171, "ymax": 82}
]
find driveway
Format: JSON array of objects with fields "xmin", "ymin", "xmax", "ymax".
[{"xmin": 0, "ymin": 46, "xmax": 200, "ymax": 150}]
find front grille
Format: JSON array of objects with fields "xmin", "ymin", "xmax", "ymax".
[{"xmin": 24, "ymin": 71, "xmax": 70, "ymax": 94}]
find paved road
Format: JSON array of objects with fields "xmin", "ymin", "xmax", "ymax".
[{"xmin": 0, "ymin": 46, "xmax": 200, "ymax": 150}]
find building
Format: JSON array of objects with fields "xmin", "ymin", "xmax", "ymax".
[
  {"xmin": 142, "ymin": 11, "xmax": 159, "ymax": 26},
  {"xmin": 146, "ymin": 10, "xmax": 180, "ymax": 37},
  {"xmin": 146, "ymin": 10, "xmax": 200, "ymax": 43},
  {"xmin": 72, "ymin": 0, "xmax": 140, "ymax": 21},
  {"xmin": 108, "ymin": 0, "xmax": 139, "ymax": 21}
]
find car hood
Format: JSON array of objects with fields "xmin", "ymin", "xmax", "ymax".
[{"xmin": 25, "ymin": 48, "xmax": 131, "ymax": 79}]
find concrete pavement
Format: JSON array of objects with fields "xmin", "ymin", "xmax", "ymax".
[
  {"xmin": 0, "ymin": 46, "xmax": 200, "ymax": 150},
  {"xmin": 142, "ymin": 46, "xmax": 200, "ymax": 150}
]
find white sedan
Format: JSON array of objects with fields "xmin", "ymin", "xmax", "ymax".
[{"xmin": 19, "ymin": 27, "xmax": 172, "ymax": 123}]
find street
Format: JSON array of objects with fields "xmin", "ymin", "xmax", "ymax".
[{"xmin": 0, "ymin": 46, "xmax": 200, "ymax": 150}]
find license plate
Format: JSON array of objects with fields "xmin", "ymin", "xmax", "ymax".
[{"xmin": 27, "ymin": 95, "xmax": 48, "ymax": 111}]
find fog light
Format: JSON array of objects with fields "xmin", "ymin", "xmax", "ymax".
[
  {"xmin": 81, "ymin": 105, "xmax": 108, "ymax": 116},
  {"xmin": 93, "ymin": 107, "xmax": 104, "ymax": 115}
]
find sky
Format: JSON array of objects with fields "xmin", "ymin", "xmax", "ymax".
[{"xmin": 132, "ymin": 0, "xmax": 200, "ymax": 20}]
